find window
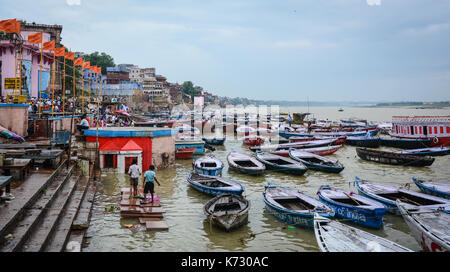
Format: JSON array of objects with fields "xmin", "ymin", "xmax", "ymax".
[
  {"xmin": 440, "ymin": 126, "xmax": 444, "ymax": 134},
  {"xmin": 423, "ymin": 126, "xmax": 428, "ymax": 136},
  {"xmin": 410, "ymin": 126, "xmax": 414, "ymax": 135}
]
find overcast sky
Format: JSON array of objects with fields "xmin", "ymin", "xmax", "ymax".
[{"xmin": 3, "ymin": 0, "xmax": 450, "ymax": 102}]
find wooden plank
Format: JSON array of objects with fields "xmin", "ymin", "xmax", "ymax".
[
  {"xmin": 120, "ymin": 206, "xmax": 142, "ymax": 213},
  {"xmin": 120, "ymin": 199, "xmax": 141, "ymax": 206},
  {"xmin": 140, "ymin": 201, "xmax": 161, "ymax": 207},
  {"xmin": 121, "ymin": 213, "xmax": 163, "ymax": 218},
  {"xmin": 139, "ymin": 217, "xmax": 161, "ymax": 224},
  {"xmin": 146, "ymin": 221, "xmax": 169, "ymax": 231},
  {"xmin": 142, "ymin": 207, "xmax": 165, "ymax": 214}
]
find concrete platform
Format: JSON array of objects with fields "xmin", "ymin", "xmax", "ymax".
[{"xmin": 145, "ymin": 221, "xmax": 168, "ymax": 231}]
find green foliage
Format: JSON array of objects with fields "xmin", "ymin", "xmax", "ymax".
[
  {"xmin": 182, "ymin": 81, "xmax": 202, "ymax": 101},
  {"xmin": 83, "ymin": 51, "xmax": 115, "ymax": 75}
]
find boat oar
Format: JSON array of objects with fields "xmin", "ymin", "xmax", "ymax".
[
  {"xmin": 344, "ymin": 192, "xmax": 362, "ymax": 206},
  {"xmin": 399, "ymin": 197, "xmax": 422, "ymax": 206}
]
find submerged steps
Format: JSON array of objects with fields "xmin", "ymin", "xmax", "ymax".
[{"xmin": 0, "ymin": 163, "xmax": 74, "ymax": 252}]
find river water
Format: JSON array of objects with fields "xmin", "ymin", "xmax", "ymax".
[{"xmin": 84, "ymin": 106, "xmax": 450, "ymax": 252}]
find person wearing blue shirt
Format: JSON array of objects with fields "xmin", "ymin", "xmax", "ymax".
[{"xmin": 143, "ymin": 165, "xmax": 160, "ymax": 203}]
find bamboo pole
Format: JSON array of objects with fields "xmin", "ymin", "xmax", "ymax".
[
  {"xmin": 62, "ymin": 55, "xmax": 66, "ymax": 116},
  {"xmin": 38, "ymin": 41, "xmax": 43, "ymax": 118},
  {"xmin": 81, "ymin": 67, "xmax": 84, "ymax": 114},
  {"xmin": 51, "ymin": 53, "xmax": 55, "ymax": 119},
  {"xmin": 88, "ymin": 71, "xmax": 91, "ymax": 114},
  {"xmin": 73, "ymin": 60, "xmax": 75, "ymax": 114},
  {"xmin": 19, "ymin": 45, "xmax": 22, "ymax": 96},
  {"xmin": 14, "ymin": 45, "xmax": 17, "ymax": 96}
]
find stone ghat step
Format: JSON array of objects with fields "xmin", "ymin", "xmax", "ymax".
[
  {"xmin": 0, "ymin": 164, "xmax": 74, "ymax": 252},
  {"xmin": 145, "ymin": 221, "xmax": 169, "ymax": 231},
  {"xmin": 64, "ymin": 179, "xmax": 97, "ymax": 252},
  {"xmin": 20, "ymin": 172, "xmax": 79, "ymax": 252},
  {"xmin": 0, "ymin": 160, "xmax": 68, "ymax": 239},
  {"xmin": 43, "ymin": 175, "xmax": 89, "ymax": 252}
]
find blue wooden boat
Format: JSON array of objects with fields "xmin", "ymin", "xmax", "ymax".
[
  {"xmin": 187, "ymin": 172, "xmax": 245, "ymax": 196},
  {"xmin": 175, "ymin": 137, "xmax": 205, "ymax": 155},
  {"xmin": 345, "ymin": 136, "xmax": 381, "ymax": 148},
  {"xmin": 412, "ymin": 177, "xmax": 450, "ymax": 199},
  {"xmin": 193, "ymin": 155, "xmax": 224, "ymax": 176},
  {"xmin": 289, "ymin": 150, "xmax": 344, "ymax": 173},
  {"xmin": 279, "ymin": 130, "xmax": 376, "ymax": 139},
  {"xmin": 202, "ymin": 137, "xmax": 225, "ymax": 145},
  {"xmin": 354, "ymin": 177, "xmax": 450, "ymax": 215},
  {"xmin": 263, "ymin": 183, "xmax": 334, "ymax": 229},
  {"xmin": 395, "ymin": 146, "xmax": 450, "ymax": 157},
  {"xmin": 317, "ymin": 185, "xmax": 387, "ymax": 229},
  {"xmin": 227, "ymin": 150, "xmax": 265, "ymax": 175},
  {"xmin": 255, "ymin": 151, "xmax": 307, "ymax": 175},
  {"xmin": 380, "ymin": 137, "xmax": 432, "ymax": 149}
]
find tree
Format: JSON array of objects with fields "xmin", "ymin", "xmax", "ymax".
[
  {"xmin": 83, "ymin": 51, "xmax": 115, "ymax": 75},
  {"xmin": 182, "ymin": 81, "xmax": 202, "ymax": 102}
]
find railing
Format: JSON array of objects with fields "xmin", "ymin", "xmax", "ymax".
[{"xmin": 392, "ymin": 116, "xmax": 450, "ymax": 124}]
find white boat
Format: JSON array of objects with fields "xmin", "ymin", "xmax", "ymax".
[
  {"xmin": 397, "ymin": 200, "xmax": 450, "ymax": 252},
  {"xmin": 313, "ymin": 214, "xmax": 413, "ymax": 252}
]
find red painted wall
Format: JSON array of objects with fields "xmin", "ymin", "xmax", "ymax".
[{"xmin": 86, "ymin": 136, "xmax": 153, "ymax": 171}]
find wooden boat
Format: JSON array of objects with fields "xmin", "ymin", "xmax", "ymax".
[
  {"xmin": 187, "ymin": 172, "xmax": 245, "ymax": 196},
  {"xmin": 345, "ymin": 136, "xmax": 381, "ymax": 148},
  {"xmin": 315, "ymin": 136, "xmax": 347, "ymax": 145},
  {"xmin": 397, "ymin": 200, "xmax": 450, "ymax": 252},
  {"xmin": 380, "ymin": 137, "xmax": 432, "ymax": 149},
  {"xmin": 263, "ymin": 184, "xmax": 334, "ymax": 229},
  {"xmin": 227, "ymin": 151, "xmax": 265, "ymax": 175},
  {"xmin": 394, "ymin": 146, "xmax": 450, "ymax": 157},
  {"xmin": 204, "ymin": 194, "xmax": 250, "ymax": 232},
  {"xmin": 268, "ymin": 145, "xmax": 343, "ymax": 157},
  {"xmin": 193, "ymin": 155, "xmax": 224, "ymax": 176},
  {"xmin": 175, "ymin": 137, "xmax": 205, "ymax": 155},
  {"xmin": 356, "ymin": 147, "xmax": 435, "ymax": 167},
  {"xmin": 175, "ymin": 148, "xmax": 196, "ymax": 159},
  {"xmin": 289, "ymin": 150, "xmax": 344, "ymax": 173},
  {"xmin": 314, "ymin": 214, "xmax": 413, "ymax": 252},
  {"xmin": 354, "ymin": 177, "xmax": 450, "ymax": 214},
  {"xmin": 279, "ymin": 130, "xmax": 373, "ymax": 139},
  {"xmin": 255, "ymin": 152, "xmax": 307, "ymax": 175},
  {"xmin": 243, "ymin": 135, "xmax": 265, "ymax": 146},
  {"xmin": 202, "ymin": 137, "xmax": 225, "ymax": 145},
  {"xmin": 317, "ymin": 185, "xmax": 386, "ymax": 229},
  {"xmin": 412, "ymin": 177, "xmax": 450, "ymax": 199},
  {"xmin": 250, "ymin": 139, "xmax": 337, "ymax": 152}
]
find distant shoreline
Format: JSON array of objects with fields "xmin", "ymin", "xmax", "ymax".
[{"xmin": 361, "ymin": 105, "xmax": 450, "ymax": 110}]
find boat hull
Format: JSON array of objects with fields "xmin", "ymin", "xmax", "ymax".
[
  {"xmin": 413, "ymin": 178, "xmax": 450, "ymax": 199},
  {"xmin": 356, "ymin": 148, "xmax": 435, "ymax": 167},
  {"xmin": 380, "ymin": 137, "xmax": 432, "ymax": 149}
]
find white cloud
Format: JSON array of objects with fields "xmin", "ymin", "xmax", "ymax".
[
  {"xmin": 367, "ymin": 0, "xmax": 381, "ymax": 6},
  {"xmin": 67, "ymin": 0, "xmax": 81, "ymax": 6}
]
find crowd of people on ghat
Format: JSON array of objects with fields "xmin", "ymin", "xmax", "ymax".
[{"xmin": 76, "ymin": 102, "xmax": 135, "ymax": 132}]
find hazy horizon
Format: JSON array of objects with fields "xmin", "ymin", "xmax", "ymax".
[{"xmin": 3, "ymin": 0, "xmax": 450, "ymax": 102}]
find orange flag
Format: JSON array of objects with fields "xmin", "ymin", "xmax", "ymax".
[
  {"xmin": 90, "ymin": 66, "xmax": 96, "ymax": 73},
  {"xmin": 65, "ymin": 52, "xmax": 74, "ymax": 60},
  {"xmin": 97, "ymin": 67, "xmax": 102, "ymax": 74},
  {"xmin": 27, "ymin": 32, "xmax": 43, "ymax": 44},
  {"xmin": 0, "ymin": 19, "xmax": 19, "ymax": 34},
  {"xmin": 54, "ymin": 47, "xmax": 66, "ymax": 57},
  {"xmin": 82, "ymin": 61, "xmax": 90, "ymax": 69},
  {"xmin": 42, "ymin": 40, "xmax": 55, "ymax": 51},
  {"xmin": 74, "ymin": 58, "xmax": 83, "ymax": 66}
]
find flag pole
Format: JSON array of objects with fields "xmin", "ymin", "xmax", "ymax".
[
  {"xmin": 82, "ymin": 67, "xmax": 84, "ymax": 114},
  {"xmin": 51, "ymin": 52, "xmax": 55, "ymax": 119},
  {"xmin": 88, "ymin": 71, "xmax": 91, "ymax": 115},
  {"xmin": 39, "ymin": 38, "xmax": 43, "ymax": 119},
  {"xmin": 19, "ymin": 45, "xmax": 22, "ymax": 96},
  {"xmin": 73, "ymin": 59, "xmax": 75, "ymax": 114},
  {"xmin": 62, "ymin": 55, "xmax": 66, "ymax": 116}
]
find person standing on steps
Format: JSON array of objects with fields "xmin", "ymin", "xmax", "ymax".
[
  {"xmin": 142, "ymin": 165, "xmax": 160, "ymax": 204},
  {"xmin": 128, "ymin": 158, "xmax": 141, "ymax": 198}
]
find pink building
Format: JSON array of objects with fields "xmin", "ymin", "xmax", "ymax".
[{"xmin": 0, "ymin": 22, "xmax": 63, "ymax": 99}]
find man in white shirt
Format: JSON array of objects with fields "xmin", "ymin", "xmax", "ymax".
[{"xmin": 128, "ymin": 158, "xmax": 141, "ymax": 198}]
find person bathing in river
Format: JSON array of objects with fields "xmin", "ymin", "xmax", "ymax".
[
  {"xmin": 128, "ymin": 158, "xmax": 141, "ymax": 198},
  {"xmin": 142, "ymin": 165, "xmax": 160, "ymax": 204}
]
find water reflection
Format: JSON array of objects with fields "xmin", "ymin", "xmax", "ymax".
[{"xmin": 202, "ymin": 219, "xmax": 253, "ymax": 251}]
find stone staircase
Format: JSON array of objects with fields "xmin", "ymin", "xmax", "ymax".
[{"xmin": 0, "ymin": 160, "xmax": 97, "ymax": 252}]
